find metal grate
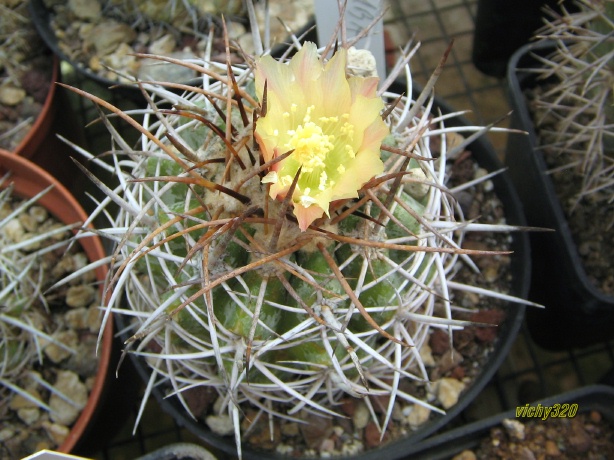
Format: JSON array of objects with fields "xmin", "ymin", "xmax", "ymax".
[{"xmin": 52, "ymin": 1, "xmax": 614, "ymax": 458}]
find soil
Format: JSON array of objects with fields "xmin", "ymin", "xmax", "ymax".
[
  {"xmin": 38, "ymin": 0, "xmax": 313, "ymax": 84},
  {"xmin": 177, "ymin": 144, "xmax": 518, "ymax": 458},
  {"xmin": 0, "ymin": 0, "xmax": 54, "ymax": 152},
  {"xmin": 526, "ymin": 87, "xmax": 614, "ymax": 297},
  {"xmin": 456, "ymin": 410, "xmax": 614, "ymax": 459},
  {"xmin": 0, "ymin": 194, "xmax": 102, "ymax": 459}
]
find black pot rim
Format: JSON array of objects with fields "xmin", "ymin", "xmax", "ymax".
[
  {"xmin": 28, "ymin": 0, "xmax": 314, "ymax": 100},
  {"xmin": 400, "ymin": 384, "xmax": 614, "ymax": 459}
]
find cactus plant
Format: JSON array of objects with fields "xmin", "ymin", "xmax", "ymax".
[
  {"xmin": 65, "ymin": 3, "xmax": 536, "ymax": 457},
  {"xmin": 531, "ymin": 0, "xmax": 614, "ymax": 210},
  {"xmin": 0, "ymin": 175, "xmax": 97, "ymax": 456}
]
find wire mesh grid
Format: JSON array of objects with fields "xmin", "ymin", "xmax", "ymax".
[{"xmin": 51, "ymin": 1, "xmax": 614, "ymax": 458}]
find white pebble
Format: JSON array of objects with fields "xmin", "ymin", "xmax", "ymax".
[
  {"xmin": 405, "ymin": 404, "xmax": 431, "ymax": 429},
  {"xmin": 352, "ymin": 402, "xmax": 370, "ymax": 430},
  {"xmin": 502, "ymin": 418, "xmax": 525, "ymax": 440},
  {"xmin": 49, "ymin": 370, "xmax": 88, "ymax": 425},
  {"xmin": 435, "ymin": 378, "xmax": 466, "ymax": 409},
  {"xmin": 205, "ymin": 414, "xmax": 235, "ymax": 436}
]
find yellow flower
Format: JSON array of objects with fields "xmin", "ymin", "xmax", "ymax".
[{"xmin": 254, "ymin": 42, "xmax": 389, "ymax": 231}]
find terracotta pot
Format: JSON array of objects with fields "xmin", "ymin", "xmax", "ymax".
[
  {"xmin": 8, "ymin": 53, "xmax": 86, "ymax": 191},
  {"xmin": 0, "ymin": 149, "xmax": 113, "ymax": 454},
  {"xmin": 12, "ymin": 55, "xmax": 59, "ymax": 159}
]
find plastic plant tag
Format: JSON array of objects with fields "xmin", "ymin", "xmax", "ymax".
[
  {"xmin": 313, "ymin": 0, "xmax": 386, "ymax": 81},
  {"xmin": 22, "ymin": 451, "xmax": 92, "ymax": 460}
]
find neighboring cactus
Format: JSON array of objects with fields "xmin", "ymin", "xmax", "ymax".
[
  {"xmin": 532, "ymin": 0, "xmax": 614, "ymax": 208},
  {"xmin": 66, "ymin": 3, "xmax": 534, "ymax": 457},
  {"xmin": 0, "ymin": 180, "xmax": 79, "ymax": 415}
]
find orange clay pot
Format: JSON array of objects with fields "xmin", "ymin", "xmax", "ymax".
[
  {"xmin": 0, "ymin": 149, "xmax": 113, "ymax": 454},
  {"xmin": 12, "ymin": 55, "xmax": 59, "ymax": 159},
  {"xmin": 10, "ymin": 55, "xmax": 85, "ymax": 191}
]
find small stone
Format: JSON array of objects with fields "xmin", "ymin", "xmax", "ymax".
[
  {"xmin": 149, "ymin": 34, "xmax": 177, "ymax": 55},
  {"xmin": 471, "ymin": 310, "xmax": 506, "ymax": 343},
  {"xmin": 17, "ymin": 407, "xmax": 41, "ymax": 425},
  {"xmin": 403, "ymin": 168, "xmax": 430, "ymax": 199},
  {"xmin": 19, "ymin": 213, "xmax": 38, "ymax": 232},
  {"xmin": 502, "ymin": 418, "xmax": 525, "ymax": 440},
  {"xmin": 65, "ymin": 307, "xmax": 89, "ymax": 330},
  {"xmin": 205, "ymin": 414, "xmax": 234, "ymax": 436},
  {"xmin": 103, "ymin": 43, "xmax": 140, "ymax": 79},
  {"xmin": 84, "ymin": 20, "xmax": 137, "ymax": 56},
  {"xmin": 452, "ymin": 451, "xmax": 477, "ymax": 460},
  {"xmin": 9, "ymin": 388, "xmax": 44, "ymax": 410},
  {"xmin": 568, "ymin": 421, "xmax": 592, "ymax": 453},
  {"xmin": 226, "ymin": 20, "xmax": 247, "ymax": 40},
  {"xmin": 545, "ymin": 440, "xmax": 561, "ymax": 456},
  {"xmin": 29, "ymin": 205, "xmax": 48, "ymax": 223},
  {"xmin": 319, "ymin": 437, "xmax": 335, "ymax": 453},
  {"xmin": 44, "ymin": 329, "xmax": 78, "ymax": 363},
  {"xmin": 49, "ymin": 370, "xmax": 88, "ymax": 425},
  {"xmin": 364, "ymin": 421, "xmax": 389, "ymax": 448},
  {"xmin": 0, "ymin": 428, "xmax": 15, "ymax": 442},
  {"xmin": 589, "ymin": 410, "xmax": 602, "ymax": 423},
  {"xmin": 437, "ymin": 348, "xmax": 464, "ymax": 375},
  {"xmin": 341, "ymin": 439, "xmax": 364, "ymax": 456},
  {"xmin": 405, "ymin": 403, "xmax": 431, "ymax": 429},
  {"xmin": 429, "ymin": 328, "xmax": 450, "ymax": 354},
  {"xmin": 435, "ymin": 378, "xmax": 466, "ymax": 409},
  {"xmin": 340, "ymin": 398, "xmax": 356, "ymax": 416},
  {"xmin": 66, "ymin": 285, "xmax": 96, "ymax": 308},
  {"xmin": 86, "ymin": 309, "xmax": 102, "ymax": 334},
  {"xmin": 0, "ymin": 85, "xmax": 26, "ymax": 106},
  {"xmin": 41, "ymin": 421, "xmax": 70, "ymax": 446},
  {"xmin": 518, "ymin": 447, "xmax": 536, "ymax": 460},
  {"xmin": 347, "ymin": 47, "xmax": 378, "ymax": 77},
  {"xmin": 4, "ymin": 218, "xmax": 25, "ymax": 242},
  {"xmin": 419, "ymin": 342, "xmax": 436, "ymax": 366},
  {"xmin": 300, "ymin": 413, "xmax": 333, "ymax": 450},
  {"xmin": 352, "ymin": 402, "xmax": 370, "ymax": 430},
  {"xmin": 482, "ymin": 264, "xmax": 500, "ymax": 283},
  {"xmin": 68, "ymin": 0, "xmax": 100, "ymax": 20}
]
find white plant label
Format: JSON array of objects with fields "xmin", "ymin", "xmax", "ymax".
[{"xmin": 313, "ymin": 0, "xmax": 386, "ymax": 80}]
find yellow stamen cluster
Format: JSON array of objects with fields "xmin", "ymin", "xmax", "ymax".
[{"xmin": 254, "ymin": 42, "xmax": 389, "ymax": 231}]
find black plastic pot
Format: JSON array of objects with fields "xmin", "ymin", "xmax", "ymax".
[
  {"xmin": 28, "ymin": 0, "xmax": 140, "ymax": 99},
  {"xmin": 472, "ymin": 0, "xmax": 577, "ymax": 78},
  {"xmin": 400, "ymin": 384, "xmax": 614, "ymax": 459},
  {"xmin": 134, "ymin": 443, "xmax": 217, "ymax": 460},
  {"xmin": 28, "ymin": 0, "xmax": 312, "ymax": 102},
  {"xmin": 114, "ymin": 84, "xmax": 530, "ymax": 460},
  {"xmin": 505, "ymin": 42, "xmax": 614, "ymax": 350}
]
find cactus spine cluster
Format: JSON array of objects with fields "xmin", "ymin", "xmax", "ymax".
[{"xmin": 533, "ymin": 0, "xmax": 614, "ymax": 208}]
